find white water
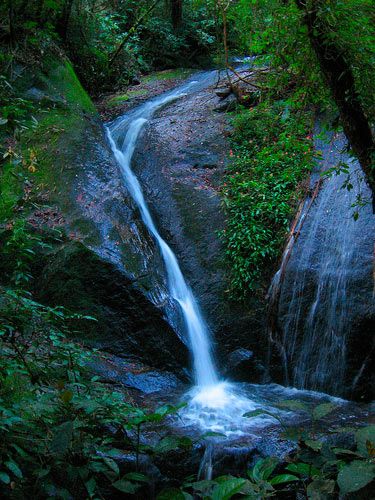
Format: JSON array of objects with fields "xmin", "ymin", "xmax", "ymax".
[
  {"xmin": 105, "ymin": 77, "xmax": 263, "ymax": 435},
  {"xmin": 106, "ymin": 82, "xmax": 218, "ymax": 388},
  {"xmin": 104, "ymin": 77, "xmax": 368, "ymax": 441}
]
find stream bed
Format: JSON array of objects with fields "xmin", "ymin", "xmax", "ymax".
[{"xmin": 103, "ymin": 70, "xmax": 374, "ymax": 478}]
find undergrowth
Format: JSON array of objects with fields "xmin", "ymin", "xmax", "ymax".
[
  {"xmin": 0, "ymin": 221, "xmax": 189, "ymax": 499},
  {"xmin": 221, "ymin": 101, "xmax": 313, "ymax": 297}
]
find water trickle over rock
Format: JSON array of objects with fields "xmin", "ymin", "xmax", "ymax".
[{"xmin": 268, "ymin": 129, "xmax": 375, "ymax": 400}]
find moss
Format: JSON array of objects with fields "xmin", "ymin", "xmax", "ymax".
[
  {"xmin": 107, "ymin": 88, "xmax": 148, "ymax": 106},
  {"xmin": 1, "ymin": 57, "xmax": 97, "ymax": 224},
  {"xmin": 0, "ymin": 161, "xmax": 23, "ymax": 221},
  {"xmin": 40, "ymin": 60, "xmax": 95, "ymax": 114},
  {"xmin": 142, "ymin": 68, "xmax": 194, "ymax": 83},
  {"xmin": 19, "ymin": 109, "xmax": 85, "ymax": 197}
]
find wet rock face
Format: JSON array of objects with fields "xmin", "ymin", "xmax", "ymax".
[
  {"xmin": 269, "ymin": 130, "xmax": 375, "ymax": 401},
  {"xmin": 32, "ymin": 64, "xmax": 269, "ymax": 380},
  {"xmin": 130, "ymin": 82, "xmax": 269, "ymax": 370},
  {"xmin": 29, "ymin": 71, "xmax": 190, "ymax": 372},
  {"xmin": 224, "ymin": 348, "xmax": 267, "ymax": 383},
  {"xmin": 37, "ymin": 242, "xmax": 188, "ymax": 372}
]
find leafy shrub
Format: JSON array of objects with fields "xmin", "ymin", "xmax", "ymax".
[
  {"xmin": 0, "ymin": 284, "xmax": 190, "ymax": 498},
  {"xmin": 220, "ymin": 102, "xmax": 313, "ymax": 297},
  {"xmin": 159, "ymin": 401, "xmax": 375, "ymax": 499}
]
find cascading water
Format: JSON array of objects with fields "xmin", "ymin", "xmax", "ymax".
[
  {"xmin": 105, "ymin": 75, "xmax": 263, "ymax": 435},
  {"xmin": 104, "ymin": 77, "xmax": 371, "ymax": 447},
  {"xmin": 269, "ymin": 130, "xmax": 375, "ymax": 396},
  {"xmin": 105, "ymin": 83, "xmax": 218, "ymax": 388}
]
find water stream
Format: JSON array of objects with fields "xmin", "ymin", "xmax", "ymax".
[
  {"xmin": 105, "ymin": 77, "xmax": 373, "ymax": 444},
  {"xmin": 106, "ymin": 79, "xmax": 218, "ymax": 388},
  {"xmin": 269, "ymin": 130, "xmax": 375, "ymax": 396},
  {"xmin": 105, "ymin": 73, "xmax": 266, "ymax": 435}
]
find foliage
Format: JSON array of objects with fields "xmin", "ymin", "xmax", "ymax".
[
  {"xmin": 221, "ymin": 101, "xmax": 313, "ymax": 296},
  {"xmin": 160, "ymin": 402, "xmax": 374, "ymax": 499},
  {"xmin": 0, "ymin": 0, "xmax": 218, "ymax": 95},
  {"xmin": 0, "ymin": 233, "xmax": 189, "ymax": 498},
  {"xmin": 219, "ymin": 0, "xmax": 374, "ymax": 295}
]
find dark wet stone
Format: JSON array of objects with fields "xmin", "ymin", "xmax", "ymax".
[
  {"xmin": 323, "ymin": 432, "xmax": 356, "ymax": 450},
  {"xmin": 225, "ymin": 348, "xmax": 254, "ymax": 381},
  {"xmin": 24, "ymin": 86, "xmax": 67, "ymax": 108},
  {"xmin": 269, "ymin": 128, "xmax": 375, "ymax": 401},
  {"xmin": 213, "ymin": 93, "xmax": 237, "ymax": 112},
  {"xmin": 36, "ymin": 241, "xmax": 188, "ymax": 373},
  {"xmin": 25, "ymin": 69, "xmax": 191, "ymax": 373},
  {"xmin": 131, "ymin": 76, "xmax": 141, "ymax": 85},
  {"xmin": 215, "ymin": 87, "xmax": 231, "ymax": 99},
  {"xmin": 92, "ymin": 354, "xmax": 183, "ymax": 393},
  {"xmin": 130, "ymin": 80, "xmax": 270, "ymax": 370}
]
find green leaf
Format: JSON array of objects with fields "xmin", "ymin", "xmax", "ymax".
[
  {"xmin": 37, "ymin": 468, "xmax": 51, "ymax": 478},
  {"xmin": 85, "ymin": 477, "xmax": 96, "ymax": 496},
  {"xmin": 123, "ymin": 472, "xmax": 149, "ymax": 483},
  {"xmin": 112, "ymin": 479, "xmax": 140, "ymax": 494},
  {"xmin": 102, "ymin": 457, "xmax": 119, "ymax": 476},
  {"xmin": 305, "ymin": 440, "xmax": 323, "ymax": 452},
  {"xmin": 332, "ymin": 448, "xmax": 361, "ymax": 457},
  {"xmin": 211, "ymin": 478, "xmax": 247, "ymax": 500},
  {"xmin": 269, "ymin": 474, "xmax": 299, "ymax": 485},
  {"xmin": 155, "ymin": 434, "xmax": 191, "ymax": 452},
  {"xmin": 200, "ymin": 431, "xmax": 226, "ymax": 439},
  {"xmin": 5, "ymin": 460, "xmax": 22, "ymax": 478},
  {"xmin": 242, "ymin": 409, "xmax": 281, "ymax": 422},
  {"xmin": 0, "ymin": 471, "xmax": 11, "ymax": 484},
  {"xmin": 50, "ymin": 421, "xmax": 73, "ymax": 455},
  {"xmin": 337, "ymin": 460, "xmax": 375, "ymax": 494},
  {"xmin": 277, "ymin": 400, "xmax": 309, "ymax": 412},
  {"xmin": 157, "ymin": 488, "xmax": 186, "ymax": 500},
  {"xmin": 252, "ymin": 457, "xmax": 278, "ymax": 481},
  {"xmin": 190, "ymin": 479, "xmax": 215, "ymax": 494},
  {"xmin": 11, "ymin": 444, "xmax": 29, "ymax": 458},
  {"xmin": 60, "ymin": 390, "xmax": 73, "ymax": 404},
  {"xmin": 306, "ymin": 479, "xmax": 335, "ymax": 499},
  {"xmin": 286, "ymin": 463, "xmax": 320, "ymax": 478},
  {"xmin": 356, "ymin": 425, "xmax": 375, "ymax": 457},
  {"xmin": 312, "ymin": 403, "xmax": 336, "ymax": 420}
]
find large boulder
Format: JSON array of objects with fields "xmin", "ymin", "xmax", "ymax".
[
  {"xmin": 268, "ymin": 131, "xmax": 375, "ymax": 401},
  {"xmin": 129, "ymin": 80, "xmax": 270, "ymax": 372},
  {"xmin": 17, "ymin": 58, "xmax": 190, "ymax": 373}
]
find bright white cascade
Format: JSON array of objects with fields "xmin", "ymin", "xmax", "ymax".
[
  {"xmin": 106, "ymin": 77, "xmax": 262, "ymax": 435},
  {"xmin": 106, "ymin": 83, "xmax": 218, "ymax": 388},
  {"xmin": 105, "ymin": 77, "xmax": 353, "ymax": 437}
]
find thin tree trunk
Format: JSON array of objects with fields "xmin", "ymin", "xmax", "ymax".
[
  {"xmin": 8, "ymin": 0, "xmax": 15, "ymax": 46},
  {"xmin": 295, "ymin": 0, "xmax": 374, "ymax": 200},
  {"xmin": 57, "ymin": 0, "xmax": 74, "ymax": 42},
  {"xmin": 170, "ymin": 0, "xmax": 183, "ymax": 30}
]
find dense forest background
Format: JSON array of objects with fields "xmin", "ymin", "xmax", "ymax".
[{"xmin": 0, "ymin": 1, "xmax": 374, "ymax": 498}]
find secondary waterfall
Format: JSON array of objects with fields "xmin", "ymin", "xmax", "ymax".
[
  {"xmin": 268, "ymin": 129, "xmax": 375, "ymax": 396},
  {"xmin": 105, "ymin": 82, "xmax": 218, "ymax": 388}
]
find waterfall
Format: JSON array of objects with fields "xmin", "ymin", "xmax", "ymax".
[
  {"xmin": 269, "ymin": 130, "xmax": 375, "ymax": 396},
  {"xmin": 105, "ymin": 83, "xmax": 218, "ymax": 388},
  {"xmin": 103, "ymin": 80, "xmax": 368, "ymax": 442}
]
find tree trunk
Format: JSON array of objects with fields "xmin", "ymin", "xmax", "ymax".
[
  {"xmin": 57, "ymin": 0, "xmax": 74, "ymax": 42},
  {"xmin": 109, "ymin": 0, "xmax": 161, "ymax": 67},
  {"xmin": 8, "ymin": 0, "xmax": 15, "ymax": 46},
  {"xmin": 295, "ymin": 0, "xmax": 374, "ymax": 200},
  {"xmin": 170, "ymin": 0, "xmax": 182, "ymax": 30}
]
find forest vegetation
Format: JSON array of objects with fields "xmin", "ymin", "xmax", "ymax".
[{"xmin": 0, "ymin": 1, "xmax": 374, "ymax": 498}]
